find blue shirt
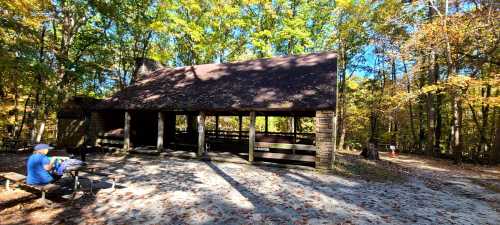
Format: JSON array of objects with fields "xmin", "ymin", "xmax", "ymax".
[{"xmin": 26, "ymin": 154, "xmax": 53, "ymax": 185}]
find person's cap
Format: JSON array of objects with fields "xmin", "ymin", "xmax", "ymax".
[{"xmin": 33, "ymin": 144, "xmax": 53, "ymax": 151}]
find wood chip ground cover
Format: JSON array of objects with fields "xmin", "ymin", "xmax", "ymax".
[{"xmin": 0, "ymin": 152, "xmax": 499, "ymax": 225}]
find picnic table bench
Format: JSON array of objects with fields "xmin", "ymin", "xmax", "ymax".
[
  {"xmin": 1, "ymin": 164, "xmax": 125, "ymax": 205},
  {"xmin": 0, "ymin": 138, "xmax": 33, "ymax": 152},
  {"xmin": 0, "ymin": 172, "xmax": 59, "ymax": 201}
]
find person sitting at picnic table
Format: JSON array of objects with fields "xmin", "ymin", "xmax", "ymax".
[{"xmin": 26, "ymin": 143, "xmax": 61, "ymax": 185}]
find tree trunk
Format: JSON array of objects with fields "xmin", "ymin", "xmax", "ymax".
[
  {"xmin": 15, "ymin": 94, "xmax": 32, "ymax": 148},
  {"xmin": 13, "ymin": 85, "xmax": 19, "ymax": 137},
  {"xmin": 434, "ymin": 94, "xmax": 443, "ymax": 155},
  {"xmin": 418, "ymin": 99, "xmax": 425, "ymax": 153},
  {"xmin": 403, "ymin": 62, "xmax": 417, "ymax": 148},
  {"xmin": 337, "ymin": 45, "xmax": 347, "ymax": 151},
  {"xmin": 417, "ymin": 69, "xmax": 426, "ymax": 153},
  {"xmin": 448, "ymin": 116, "xmax": 454, "ymax": 155},
  {"xmin": 390, "ymin": 59, "xmax": 398, "ymax": 147},
  {"xmin": 35, "ymin": 102, "xmax": 49, "ymax": 143},
  {"xmin": 492, "ymin": 107, "xmax": 500, "ymax": 164},
  {"xmin": 481, "ymin": 85, "xmax": 491, "ymax": 162},
  {"xmin": 331, "ymin": 67, "xmax": 339, "ymax": 165},
  {"xmin": 338, "ymin": 126, "xmax": 346, "ymax": 151},
  {"xmin": 30, "ymin": 24, "xmax": 46, "ymax": 144},
  {"xmin": 30, "ymin": 95, "xmax": 39, "ymax": 144},
  {"xmin": 426, "ymin": 50, "xmax": 437, "ymax": 155},
  {"xmin": 361, "ymin": 142, "xmax": 379, "ymax": 160},
  {"xmin": 362, "ymin": 79, "xmax": 380, "ymax": 160},
  {"xmin": 452, "ymin": 95, "xmax": 463, "ymax": 164},
  {"xmin": 35, "ymin": 120, "xmax": 46, "ymax": 143}
]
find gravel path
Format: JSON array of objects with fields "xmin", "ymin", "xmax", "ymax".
[{"xmin": 1, "ymin": 154, "xmax": 499, "ymax": 225}]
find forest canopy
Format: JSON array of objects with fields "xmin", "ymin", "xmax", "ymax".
[{"xmin": 0, "ymin": 0, "xmax": 498, "ymax": 164}]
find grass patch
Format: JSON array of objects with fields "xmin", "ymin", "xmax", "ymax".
[{"xmin": 333, "ymin": 153, "xmax": 406, "ymax": 183}]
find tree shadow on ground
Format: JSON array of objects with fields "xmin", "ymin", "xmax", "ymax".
[
  {"xmin": 202, "ymin": 160, "xmax": 372, "ymax": 224},
  {"xmin": 2, "ymin": 153, "xmax": 499, "ymax": 225}
]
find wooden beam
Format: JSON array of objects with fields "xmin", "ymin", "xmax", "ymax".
[
  {"xmin": 197, "ymin": 112, "xmax": 206, "ymax": 157},
  {"xmin": 265, "ymin": 115, "xmax": 268, "ymax": 134},
  {"xmin": 254, "ymin": 152, "xmax": 315, "ymax": 162},
  {"xmin": 255, "ymin": 142, "xmax": 316, "ymax": 151},
  {"xmin": 215, "ymin": 115, "xmax": 219, "ymax": 139},
  {"xmin": 157, "ymin": 112, "xmax": 164, "ymax": 151},
  {"xmin": 123, "ymin": 111, "xmax": 131, "ymax": 151},
  {"xmin": 96, "ymin": 139, "xmax": 124, "ymax": 145},
  {"xmin": 292, "ymin": 116, "xmax": 297, "ymax": 146},
  {"xmin": 249, "ymin": 111, "xmax": 256, "ymax": 162}
]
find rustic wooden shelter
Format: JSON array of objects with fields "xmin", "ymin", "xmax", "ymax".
[{"xmin": 60, "ymin": 52, "xmax": 337, "ymax": 169}]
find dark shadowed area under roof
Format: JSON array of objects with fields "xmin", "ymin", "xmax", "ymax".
[{"xmin": 96, "ymin": 51, "xmax": 337, "ymax": 112}]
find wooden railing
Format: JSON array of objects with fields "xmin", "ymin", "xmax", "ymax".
[{"xmin": 173, "ymin": 130, "xmax": 317, "ymax": 163}]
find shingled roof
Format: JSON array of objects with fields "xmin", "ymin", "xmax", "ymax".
[{"xmin": 96, "ymin": 51, "xmax": 337, "ymax": 111}]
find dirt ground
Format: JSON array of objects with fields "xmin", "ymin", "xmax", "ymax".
[{"xmin": 0, "ymin": 151, "xmax": 499, "ymax": 225}]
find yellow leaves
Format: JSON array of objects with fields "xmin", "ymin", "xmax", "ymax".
[
  {"xmin": 149, "ymin": 21, "xmax": 167, "ymax": 32},
  {"xmin": 346, "ymin": 79, "xmax": 359, "ymax": 90},
  {"xmin": 251, "ymin": 30, "xmax": 273, "ymax": 56},
  {"xmin": 397, "ymin": 74, "xmax": 499, "ymax": 110},
  {"xmin": 336, "ymin": 0, "xmax": 356, "ymax": 9},
  {"xmin": 406, "ymin": 6, "xmax": 499, "ymax": 70},
  {"xmin": 335, "ymin": 0, "xmax": 349, "ymax": 8},
  {"xmin": 444, "ymin": 75, "xmax": 472, "ymax": 89},
  {"xmin": 0, "ymin": 0, "xmax": 49, "ymax": 28},
  {"xmin": 414, "ymin": 76, "xmax": 469, "ymax": 96},
  {"xmin": 278, "ymin": 17, "xmax": 311, "ymax": 49},
  {"xmin": 421, "ymin": 84, "xmax": 440, "ymax": 94},
  {"xmin": 465, "ymin": 96, "xmax": 500, "ymax": 108}
]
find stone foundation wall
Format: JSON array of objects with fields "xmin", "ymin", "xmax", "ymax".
[{"xmin": 315, "ymin": 110, "xmax": 334, "ymax": 169}]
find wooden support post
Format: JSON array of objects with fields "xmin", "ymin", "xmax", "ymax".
[
  {"xmin": 5, "ymin": 180, "xmax": 10, "ymax": 191},
  {"xmin": 197, "ymin": 112, "xmax": 206, "ymax": 157},
  {"xmin": 215, "ymin": 115, "xmax": 219, "ymax": 139},
  {"xmin": 293, "ymin": 116, "xmax": 297, "ymax": 144},
  {"xmin": 249, "ymin": 111, "xmax": 256, "ymax": 162},
  {"xmin": 123, "ymin": 111, "xmax": 131, "ymax": 152},
  {"xmin": 265, "ymin": 116, "xmax": 268, "ymax": 134},
  {"xmin": 238, "ymin": 115, "xmax": 243, "ymax": 140},
  {"xmin": 157, "ymin": 112, "xmax": 164, "ymax": 151}
]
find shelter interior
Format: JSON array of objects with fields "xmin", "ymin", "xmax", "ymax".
[{"xmin": 91, "ymin": 110, "xmax": 318, "ymax": 166}]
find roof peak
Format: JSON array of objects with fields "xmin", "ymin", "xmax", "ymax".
[{"xmin": 176, "ymin": 51, "xmax": 337, "ymax": 69}]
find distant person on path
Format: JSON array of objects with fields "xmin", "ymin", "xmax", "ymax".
[
  {"xmin": 26, "ymin": 144, "xmax": 59, "ymax": 185},
  {"xmin": 389, "ymin": 143, "xmax": 398, "ymax": 157}
]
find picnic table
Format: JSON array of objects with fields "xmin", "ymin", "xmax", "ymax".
[
  {"xmin": 1, "ymin": 161, "xmax": 125, "ymax": 205},
  {"xmin": 64, "ymin": 164, "xmax": 85, "ymax": 193},
  {"xmin": 71, "ymin": 163, "xmax": 125, "ymax": 194}
]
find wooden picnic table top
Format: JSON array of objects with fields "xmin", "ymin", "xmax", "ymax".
[{"xmin": 0, "ymin": 172, "xmax": 26, "ymax": 182}]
